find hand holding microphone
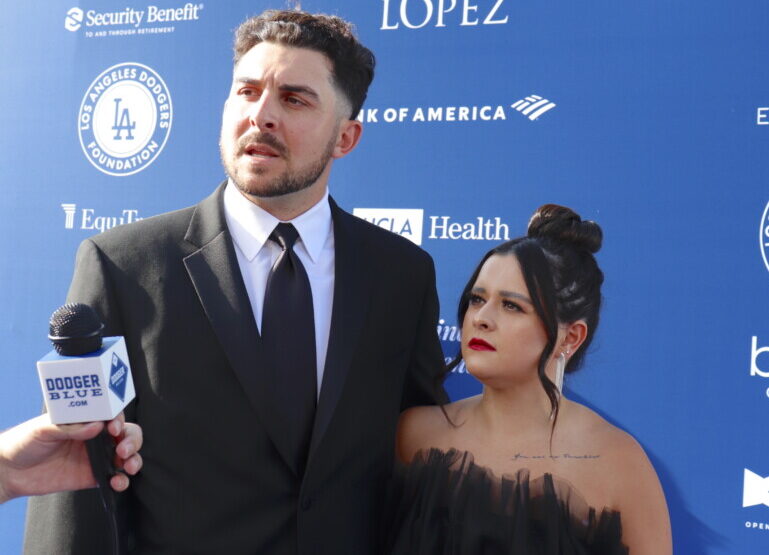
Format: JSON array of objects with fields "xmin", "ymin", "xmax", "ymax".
[
  {"xmin": 35, "ymin": 303, "xmax": 138, "ymax": 554},
  {"xmin": 0, "ymin": 413, "xmax": 142, "ymax": 504}
]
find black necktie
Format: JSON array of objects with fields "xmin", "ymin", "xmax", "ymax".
[{"xmin": 261, "ymin": 223, "xmax": 317, "ymax": 475}]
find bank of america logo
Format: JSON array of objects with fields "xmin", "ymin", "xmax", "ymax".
[
  {"xmin": 511, "ymin": 95, "xmax": 556, "ymax": 121},
  {"xmin": 744, "ymin": 468, "xmax": 769, "ymax": 508},
  {"xmin": 62, "ymin": 204, "xmax": 77, "ymax": 229}
]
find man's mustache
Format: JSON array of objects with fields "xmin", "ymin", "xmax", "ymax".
[{"xmin": 238, "ymin": 132, "xmax": 288, "ymax": 158}]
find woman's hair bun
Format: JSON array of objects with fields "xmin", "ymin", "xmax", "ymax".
[{"xmin": 527, "ymin": 204, "xmax": 603, "ymax": 254}]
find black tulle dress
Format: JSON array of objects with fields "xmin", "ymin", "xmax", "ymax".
[{"xmin": 382, "ymin": 448, "xmax": 628, "ymax": 555}]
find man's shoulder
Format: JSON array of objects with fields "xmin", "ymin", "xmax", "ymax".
[
  {"xmin": 87, "ymin": 204, "xmax": 197, "ymax": 252},
  {"xmin": 76, "ymin": 183, "xmax": 223, "ymax": 274},
  {"xmin": 87, "ymin": 183, "xmax": 224, "ymax": 254}
]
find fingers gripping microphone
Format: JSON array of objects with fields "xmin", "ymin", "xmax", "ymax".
[
  {"xmin": 37, "ymin": 303, "xmax": 136, "ymax": 555},
  {"xmin": 47, "ymin": 304, "xmax": 116, "ymax": 486}
]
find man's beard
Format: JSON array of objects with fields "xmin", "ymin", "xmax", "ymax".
[{"xmin": 221, "ymin": 130, "xmax": 336, "ymax": 198}]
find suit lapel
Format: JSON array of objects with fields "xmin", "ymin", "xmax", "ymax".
[
  {"xmin": 308, "ymin": 199, "xmax": 372, "ymax": 461},
  {"xmin": 182, "ymin": 183, "xmax": 299, "ymax": 475}
]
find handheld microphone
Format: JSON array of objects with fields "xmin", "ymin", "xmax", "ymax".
[{"xmin": 36, "ymin": 303, "xmax": 135, "ymax": 555}]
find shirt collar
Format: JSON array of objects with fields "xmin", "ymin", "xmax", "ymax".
[{"xmin": 223, "ymin": 179, "xmax": 332, "ymax": 263}]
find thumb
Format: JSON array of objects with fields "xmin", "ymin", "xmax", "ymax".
[{"xmin": 33, "ymin": 416, "xmax": 104, "ymax": 443}]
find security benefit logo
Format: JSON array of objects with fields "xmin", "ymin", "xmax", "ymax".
[
  {"xmin": 743, "ymin": 468, "xmax": 769, "ymax": 532},
  {"xmin": 65, "ymin": 7, "xmax": 84, "ymax": 31},
  {"xmin": 64, "ymin": 4, "xmax": 204, "ymax": 38},
  {"xmin": 78, "ymin": 63, "xmax": 172, "ymax": 176}
]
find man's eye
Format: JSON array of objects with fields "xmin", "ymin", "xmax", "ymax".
[{"xmin": 285, "ymin": 96, "xmax": 305, "ymax": 106}]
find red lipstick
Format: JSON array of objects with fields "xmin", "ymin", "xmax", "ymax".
[{"xmin": 468, "ymin": 338, "xmax": 495, "ymax": 351}]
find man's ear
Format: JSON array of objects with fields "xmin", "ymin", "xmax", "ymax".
[{"xmin": 332, "ymin": 119, "xmax": 363, "ymax": 159}]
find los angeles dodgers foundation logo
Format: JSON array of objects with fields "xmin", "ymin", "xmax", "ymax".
[{"xmin": 78, "ymin": 62, "xmax": 172, "ymax": 176}]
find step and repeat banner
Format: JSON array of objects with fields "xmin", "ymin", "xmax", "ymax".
[{"xmin": 1, "ymin": 1, "xmax": 767, "ymax": 553}]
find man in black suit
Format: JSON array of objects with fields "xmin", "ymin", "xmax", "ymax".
[{"xmin": 24, "ymin": 9, "xmax": 446, "ymax": 554}]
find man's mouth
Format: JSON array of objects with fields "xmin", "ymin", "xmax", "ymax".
[{"xmin": 244, "ymin": 144, "xmax": 280, "ymax": 158}]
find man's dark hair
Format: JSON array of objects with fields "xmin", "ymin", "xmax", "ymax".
[{"xmin": 234, "ymin": 10, "xmax": 375, "ymax": 119}]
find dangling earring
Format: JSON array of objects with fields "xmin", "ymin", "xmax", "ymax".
[{"xmin": 555, "ymin": 351, "xmax": 569, "ymax": 394}]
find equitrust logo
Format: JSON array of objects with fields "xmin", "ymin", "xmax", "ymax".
[
  {"xmin": 64, "ymin": 3, "xmax": 203, "ymax": 38},
  {"xmin": 78, "ymin": 63, "xmax": 172, "ymax": 176},
  {"xmin": 61, "ymin": 203, "xmax": 144, "ymax": 232},
  {"xmin": 356, "ymin": 93, "xmax": 556, "ymax": 125}
]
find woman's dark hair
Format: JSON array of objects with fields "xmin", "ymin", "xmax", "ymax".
[{"xmin": 446, "ymin": 204, "xmax": 604, "ymax": 427}]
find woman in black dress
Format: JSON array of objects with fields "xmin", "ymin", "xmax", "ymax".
[{"xmin": 386, "ymin": 205, "xmax": 671, "ymax": 554}]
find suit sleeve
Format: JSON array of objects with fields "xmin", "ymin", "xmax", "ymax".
[
  {"xmin": 400, "ymin": 253, "xmax": 449, "ymax": 410},
  {"xmin": 23, "ymin": 238, "xmax": 134, "ymax": 555}
]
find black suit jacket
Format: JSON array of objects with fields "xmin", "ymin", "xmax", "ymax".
[{"xmin": 24, "ymin": 184, "xmax": 446, "ymax": 555}]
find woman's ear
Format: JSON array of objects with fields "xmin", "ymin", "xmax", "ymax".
[{"xmin": 557, "ymin": 320, "xmax": 588, "ymax": 359}]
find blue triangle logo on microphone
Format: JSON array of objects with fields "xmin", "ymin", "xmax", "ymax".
[{"xmin": 109, "ymin": 352, "xmax": 129, "ymax": 401}]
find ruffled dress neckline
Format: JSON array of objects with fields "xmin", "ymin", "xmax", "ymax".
[{"xmin": 382, "ymin": 447, "xmax": 628, "ymax": 555}]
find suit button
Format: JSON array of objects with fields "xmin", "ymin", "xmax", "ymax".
[{"xmin": 301, "ymin": 497, "xmax": 313, "ymax": 511}]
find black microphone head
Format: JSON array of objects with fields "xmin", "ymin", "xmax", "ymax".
[{"xmin": 48, "ymin": 303, "xmax": 104, "ymax": 356}]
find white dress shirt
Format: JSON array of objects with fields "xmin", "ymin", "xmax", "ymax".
[{"xmin": 223, "ymin": 181, "xmax": 335, "ymax": 394}]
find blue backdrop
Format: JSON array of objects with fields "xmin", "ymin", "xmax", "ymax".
[{"xmin": 1, "ymin": 1, "xmax": 768, "ymax": 552}]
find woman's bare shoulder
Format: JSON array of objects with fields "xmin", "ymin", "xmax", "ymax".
[
  {"xmin": 564, "ymin": 403, "xmax": 668, "ymax": 502},
  {"xmin": 562, "ymin": 401, "xmax": 645, "ymax": 457},
  {"xmin": 568, "ymin": 402, "xmax": 671, "ymax": 553},
  {"xmin": 396, "ymin": 396, "xmax": 479, "ymax": 463}
]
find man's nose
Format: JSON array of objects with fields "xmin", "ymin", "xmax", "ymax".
[{"xmin": 248, "ymin": 93, "xmax": 278, "ymax": 131}]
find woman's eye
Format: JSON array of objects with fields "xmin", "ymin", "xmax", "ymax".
[
  {"xmin": 503, "ymin": 300, "xmax": 522, "ymax": 312},
  {"xmin": 469, "ymin": 294, "xmax": 484, "ymax": 305}
]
